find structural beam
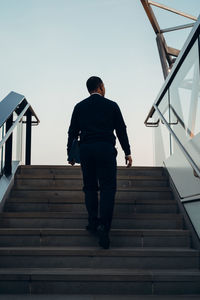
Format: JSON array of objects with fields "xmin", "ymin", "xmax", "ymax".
[
  {"xmin": 148, "ymin": 1, "xmax": 197, "ymax": 21},
  {"xmin": 156, "ymin": 34, "xmax": 169, "ymax": 79},
  {"xmin": 140, "ymin": 0, "xmax": 160, "ymax": 34},
  {"xmin": 140, "ymin": 0, "xmax": 198, "ymax": 79},
  {"xmin": 167, "ymin": 47, "xmax": 180, "ymax": 57},
  {"xmin": 161, "ymin": 23, "xmax": 195, "ymax": 33}
]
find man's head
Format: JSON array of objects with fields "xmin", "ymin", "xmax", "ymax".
[{"xmin": 86, "ymin": 76, "xmax": 105, "ymax": 97}]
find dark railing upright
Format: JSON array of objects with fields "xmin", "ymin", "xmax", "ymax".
[
  {"xmin": 4, "ymin": 113, "xmax": 13, "ymax": 176},
  {"xmin": 25, "ymin": 109, "xmax": 32, "ymax": 166}
]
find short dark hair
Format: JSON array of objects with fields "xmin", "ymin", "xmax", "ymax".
[{"xmin": 86, "ymin": 76, "xmax": 103, "ymax": 93}]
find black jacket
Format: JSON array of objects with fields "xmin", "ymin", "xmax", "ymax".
[{"xmin": 67, "ymin": 94, "xmax": 131, "ymax": 157}]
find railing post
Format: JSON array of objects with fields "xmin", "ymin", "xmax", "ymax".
[
  {"xmin": 25, "ymin": 110, "xmax": 32, "ymax": 165},
  {"xmin": 4, "ymin": 114, "xmax": 13, "ymax": 176}
]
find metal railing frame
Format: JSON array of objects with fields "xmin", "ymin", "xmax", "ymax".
[
  {"xmin": 144, "ymin": 15, "xmax": 200, "ymax": 179},
  {"xmin": 0, "ymin": 92, "xmax": 39, "ymax": 177}
]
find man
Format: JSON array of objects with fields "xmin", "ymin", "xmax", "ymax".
[{"xmin": 67, "ymin": 76, "xmax": 132, "ymax": 249}]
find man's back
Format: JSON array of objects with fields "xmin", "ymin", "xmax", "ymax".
[
  {"xmin": 77, "ymin": 94, "xmax": 118, "ymax": 144},
  {"xmin": 68, "ymin": 93, "xmax": 130, "ymax": 156}
]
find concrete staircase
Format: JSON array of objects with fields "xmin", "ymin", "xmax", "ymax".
[{"xmin": 0, "ymin": 165, "xmax": 200, "ymax": 295}]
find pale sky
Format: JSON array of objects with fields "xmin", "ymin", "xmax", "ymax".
[{"xmin": 0, "ymin": 0, "xmax": 199, "ymax": 166}]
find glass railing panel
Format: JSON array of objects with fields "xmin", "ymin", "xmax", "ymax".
[
  {"xmin": 0, "ymin": 125, "xmax": 5, "ymax": 177},
  {"xmin": 184, "ymin": 201, "xmax": 200, "ymax": 238},
  {"xmin": 164, "ymin": 37, "xmax": 200, "ymax": 199},
  {"xmin": 146, "ymin": 18, "xmax": 200, "ymax": 237},
  {"xmin": 153, "ymin": 91, "xmax": 171, "ymax": 165},
  {"xmin": 12, "ymin": 112, "xmax": 24, "ymax": 165},
  {"xmin": 169, "ymin": 38, "xmax": 200, "ymax": 154},
  {"xmin": 165, "ymin": 139, "xmax": 200, "ymax": 199}
]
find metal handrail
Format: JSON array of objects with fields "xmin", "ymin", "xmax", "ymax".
[
  {"xmin": 145, "ymin": 102, "xmax": 193, "ymax": 136},
  {"xmin": 154, "ymin": 105, "xmax": 200, "ymax": 178},
  {"xmin": 0, "ymin": 103, "xmax": 30, "ymax": 150}
]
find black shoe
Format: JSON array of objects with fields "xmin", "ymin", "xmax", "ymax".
[{"xmin": 97, "ymin": 225, "xmax": 110, "ymax": 249}]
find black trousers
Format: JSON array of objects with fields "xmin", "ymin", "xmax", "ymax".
[{"xmin": 80, "ymin": 142, "xmax": 117, "ymax": 231}]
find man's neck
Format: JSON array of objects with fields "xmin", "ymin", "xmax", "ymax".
[{"xmin": 90, "ymin": 92, "xmax": 102, "ymax": 97}]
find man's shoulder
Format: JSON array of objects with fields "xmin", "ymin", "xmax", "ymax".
[
  {"xmin": 73, "ymin": 97, "xmax": 90, "ymax": 111},
  {"xmin": 76, "ymin": 96, "xmax": 91, "ymax": 107},
  {"xmin": 104, "ymin": 97, "xmax": 118, "ymax": 107}
]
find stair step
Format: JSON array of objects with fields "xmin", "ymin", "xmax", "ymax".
[
  {"xmin": 0, "ymin": 247, "xmax": 198, "ymax": 269},
  {"xmin": 17, "ymin": 166, "xmax": 165, "ymax": 177},
  {"xmin": 11, "ymin": 189, "xmax": 173, "ymax": 201},
  {"xmin": 0, "ymin": 212, "xmax": 181, "ymax": 218},
  {"xmin": 0, "ymin": 212, "xmax": 184, "ymax": 229},
  {"xmin": 13, "ymin": 186, "xmax": 171, "ymax": 192},
  {"xmin": 7, "ymin": 197, "xmax": 176, "ymax": 204},
  {"xmin": 16, "ymin": 174, "xmax": 168, "ymax": 180},
  {"xmin": 0, "ymin": 268, "xmax": 200, "ymax": 295},
  {"xmin": 1, "ymin": 268, "xmax": 200, "ymax": 295},
  {"xmin": 0, "ymin": 229, "xmax": 191, "ymax": 247},
  {"xmin": 14, "ymin": 178, "xmax": 169, "ymax": 189},
  {"xmin": 5, "ymin": 201, "xmax": 178, "ymax": 213}
]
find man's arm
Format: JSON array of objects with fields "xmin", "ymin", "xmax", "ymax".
[
  {"xmin": 67, "ymin": 105, "xmax": 80, "ymax": 163},
  {"xmin": 114, "ymin": 103, "xmax": 132, "ymax": 167}
]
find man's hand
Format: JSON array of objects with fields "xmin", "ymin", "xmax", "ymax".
[
  {"xmin": 68, "ymin": 160, "xmax": 75, "ymax": 166},
  {"xmin": 125, "ymin": 155, "xmax": 132, "ymax": 168}
]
